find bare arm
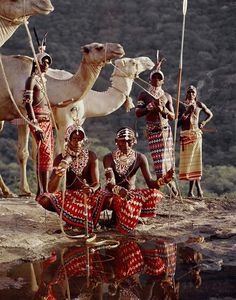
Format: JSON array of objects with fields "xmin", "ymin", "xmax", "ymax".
[
  {"xmin": 138, "ymin": 153, "xmax": 157, "ymax": 188},
  {"xmin": 135, "ymin": 92, "xmax": 150, "ymax": 118},
  {"xmin": 88, "ymin": 152, "xmax": 100, "ymax": 192},
  {"xmin": 48, "ymin": 155, "xmax": 67, "ymax": 193},
  {"xmin": 199, "ymin": 102, "xmax": 213, "ymax": 128},
  {"xmin": 103, "ymin": 153, "xmax": 116, "ymax": 192},
  {"xmin": 139, "ymin": 153, "xmax": 174, "ymax": 188},
  {"xmin": 161, "ymin": 93, "xmax": 175, "ymax": 121},
  {"xmin": 24, "ymin": 76, "xmax": 37, "ymax": 123},
  {"xmin": 103, "ymin": 153, "xmax": 129, "ymax": 198}
]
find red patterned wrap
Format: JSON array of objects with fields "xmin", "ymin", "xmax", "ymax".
[
  {"xmin": 112, "ymin": 188, "xmax": 163, "ymax": 234},
  {"xmin": 30, "ymin": 107, "xmax": 54, "ymax": 171},
  {"xmin": 147, "ymin": 123, "xmax": 174, "ymax": 177},
  {"xmin": 142, "ymin": 239, "xmax": 177, "ymax": 277},
  {"xmin": 44, "ymin": 189, "xmax": 107, "ymax": 231}
]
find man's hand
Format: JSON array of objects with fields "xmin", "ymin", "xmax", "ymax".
[
  {"xmin": 118, "ymin": 186, "xmax": 129, "ymax": 198},
  {"xmin": 35, "ymin": 130, "xmax": 44, "ymax": 142},
  {"xmin": 199, "ymin": 121, "xmax": 206, "ymax": 129},
  {"xmin": 164, "ymin": 168, "xmax": 174, "ymax": 183},
  {"xmin": 146, "ymin": 101, "xmax": 163, "ymax": 113}
]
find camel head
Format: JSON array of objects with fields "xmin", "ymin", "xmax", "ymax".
[
  {"xmin": 112, "ymin": 56, "xmax": 155, "ymax": 78},
  {"xmin": 81, "ymin": 42, "xmax": 125, "ymax": 66},
  {"xmin": 0, "ymin": 0, "xmax": 54, "ymax": 23}
]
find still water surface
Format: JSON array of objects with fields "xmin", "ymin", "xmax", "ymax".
[{"xmin": 0, "ymin": 235, "xmax": 235, "ymax": 299}]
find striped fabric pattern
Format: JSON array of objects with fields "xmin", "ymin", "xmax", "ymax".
[
  {"xmin": 179, "ymin": 129, "xmax": 202, "ymax": 180},
  {"xmin": 147, "ymin": 125, "xmax": 174, "ymax": 177}
]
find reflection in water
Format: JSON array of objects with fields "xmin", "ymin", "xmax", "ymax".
[
  {"xmin": 1, "ymin": 236, "xmax": 236, "ymax": 299},
  {"xmin": 178, "ymin": 245, "xmax": 203, "ymax": 289},
  {"xmin": 34, "ymin": 237, "xmax": 178, "ymax": 300}
]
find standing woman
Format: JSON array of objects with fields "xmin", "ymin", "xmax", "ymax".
[{"xmin": 178, "ymin": 85, "xmax": 213, "ymax": 198}]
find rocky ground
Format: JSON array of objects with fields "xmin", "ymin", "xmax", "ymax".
[{"xmin": 0, "ymin": 195, "xmax": 235, "ymax": 267}]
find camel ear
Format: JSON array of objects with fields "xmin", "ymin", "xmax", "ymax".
[{"xmin": 121, "ymin": 60, "xmax": 126, "ymax": 67}]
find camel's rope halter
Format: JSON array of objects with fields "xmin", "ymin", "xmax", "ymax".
[
  {"xmin": 110, "ymin": 61, "xmax": 186, "ymax": 106},
  {"xmin": 0, "ymin": 0, "xmax": 27, "ymax": 26}
]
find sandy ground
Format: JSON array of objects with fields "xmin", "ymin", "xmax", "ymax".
[{"xmin": 0, "ymin": 195, "xmax": 236, "ymax": 267}]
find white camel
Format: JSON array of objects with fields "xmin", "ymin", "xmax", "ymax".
[
  {"xmin": 0, "ymin": 42, "xmax": 124, "ymax": 196},
  {"xmin": 0, "ymin": 0, "xmax": 54, "ymax": 47},
  {"xmin": 54, "ymin": 56, "xmax": 154, "ymax": 154}
]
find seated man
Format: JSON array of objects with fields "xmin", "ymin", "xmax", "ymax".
[{"xmin": 103, "ymin": 127, "xmax": 173, "ymax": 234}]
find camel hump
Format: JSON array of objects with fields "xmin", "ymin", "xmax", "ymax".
[
  {"xmin": 12, "ymin": 55, "xmax": 33, "ymax": 63},
  {"xmin": 47, "ymin": 68, "xmax": 73, "ymax": 80}
]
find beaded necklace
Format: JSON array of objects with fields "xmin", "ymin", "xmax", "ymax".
[
  {"xmin": 65, "ymin": 146, "xmax": 89, "ymax": 176},
  {"xmin": 148, "ymin": 86, "xmax": 165, "ymax": 100},
  {"xmin": 112, "ymin": 148, "xmax": 136, "ymax": 176}
]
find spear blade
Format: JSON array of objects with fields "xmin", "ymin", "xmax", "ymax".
[{"xmin": 183, "ymin": 0, "xmax": 188, "ymax": 15}]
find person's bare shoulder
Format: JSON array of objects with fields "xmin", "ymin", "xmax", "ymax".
[
  {"xmin": 89, "ymin": 150, "xmax": 98, "ymax": 161},
  {"xmin": 103, "ymin": 152, "xmax": 113, "ymax": 163},
  {"xmin": 164, "ymin": 91, "xmax": 173, "ymax": 101},
  {"xmin": 136, "ymin": 151, "xmax": 148, "ymax": 164}
]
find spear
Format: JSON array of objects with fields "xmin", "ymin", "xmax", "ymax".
[{"xmin": 173, "ymin": 0, "xmax": 188, "ymax": 147}]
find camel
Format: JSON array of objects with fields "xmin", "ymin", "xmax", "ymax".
[
  {"xmin": 0, "ymin": 0, "xmax": 54, "ymax": 47},
  {"xmin": 0, "ymin": 42, "xmax": 124, "ymax": 196},
  {"xmin": 54, "ymin": 56, "xmax": 155, "ymax": 154}
]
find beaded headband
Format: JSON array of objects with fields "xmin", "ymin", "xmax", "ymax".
[{"xmin": 116, "ymin": 127, "xmax": 137, "ymax": 144}]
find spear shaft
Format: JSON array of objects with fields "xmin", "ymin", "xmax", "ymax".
[{"xmin": 173, "ymin": 0, "xmax": 188, "ymax": 147}]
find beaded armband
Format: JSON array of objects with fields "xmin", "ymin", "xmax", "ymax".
[{"xmin": 23, "ymin": 90, "xmax": 33, "ymax": 104}]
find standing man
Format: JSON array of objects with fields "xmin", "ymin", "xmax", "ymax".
[
  {"xmin": 178, "ymin": 85, "xmax": 213, "ymax": 198},
  {"xmin": 135, "ymin": 69, "xmax": 177, "ymax": 196},
  {"xmin": 23, "ymin": 52, "xmax": 53, "ymax": 196}
]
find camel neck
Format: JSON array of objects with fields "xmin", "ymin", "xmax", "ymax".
[
  {"xmin": 111, "ymin": 73, "xmax": 133, "ymax": 97},
  {"xmin": 0, "ymin": 18, "xmax": 18, "ymax": 47},
  {"xmin": 72, "ymin": 58, "xmax": 103, "ymax": 92}
]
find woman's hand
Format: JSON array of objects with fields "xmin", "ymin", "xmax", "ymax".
[{"xmin": 55, "ymin": 156, "xmax": 72, "ymax": 177}]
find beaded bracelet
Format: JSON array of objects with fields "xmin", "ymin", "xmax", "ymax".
[
  {"xmin": 112, "ymin": 185, "xmax": 122, "ymax": 195},
  {"xmin": 157, "ymin": 177, "xmax": 165, "ymax": 187},
  {"xmin": 60, "ymin": 159, "xmax": 70, "ymax": 166}
]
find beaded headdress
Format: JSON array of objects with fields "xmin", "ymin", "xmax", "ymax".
[
  {"xmin": 64, "ymin": 107, "xmax": 87, "ymax": 142},
  {"xmin": 149, "ymin": 50, "xmax": 165, "ymax": 80},
  {"xmin": 33, "ymin": 28, "xmax": 52, "ymax": 66}
]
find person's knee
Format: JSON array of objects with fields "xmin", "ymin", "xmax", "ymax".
[{"xmin": 38, "ymin": 196, "xmax": 56, "ymax": 212}]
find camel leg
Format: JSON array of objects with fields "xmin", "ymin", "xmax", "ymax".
[
  {"xmin": 0, "ymin": 175, "xmax": 17, "ymax": 198},
  {"xmin": 0, "ymin": 121, "xmax": 17, "ymax": 198},
  {"xmin": 17, "ymin": 124, "xmax": 33, "ymax": 196},
  {"xmin": 0, "ymin": 120, "xmax": 4, "ymax": 132}
]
